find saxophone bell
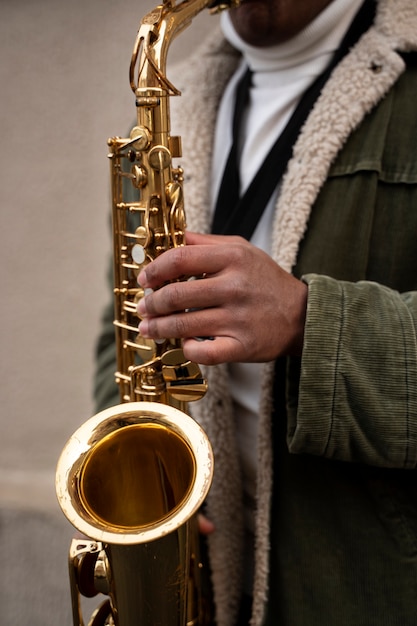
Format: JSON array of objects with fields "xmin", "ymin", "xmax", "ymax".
[{"xmin": 56, "ymin": 402, "xmax": 213, "ymax": 626}]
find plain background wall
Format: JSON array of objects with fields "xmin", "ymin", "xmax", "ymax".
[{"xmin": 0, "ymin": 1, "xmax": 217, "ymax": 623}]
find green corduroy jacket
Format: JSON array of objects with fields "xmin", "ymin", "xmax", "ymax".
[{"xmin": 267, "ymin": 51, "xmax": 417, "ymax": 626}]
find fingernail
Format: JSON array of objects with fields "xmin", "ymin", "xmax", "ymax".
[
  {"xmin": 138, "ymin": 320, "xmax": 148, "ymax": 337},
  {"xmin": 137, "ymin": 268, "xmax": 146, "ymax": 287},
  {"xmin": 137, "ymin": 287, "xmax": 153, "ymax": 317}
]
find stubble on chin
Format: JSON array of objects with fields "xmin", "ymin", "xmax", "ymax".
[
  {"xmin": 230, "ymin": 2, "xmax": 277, "ymax": 46},
  {"xmin": 229, "ymin": 0, "xmax": 334, "ymax": 47}
]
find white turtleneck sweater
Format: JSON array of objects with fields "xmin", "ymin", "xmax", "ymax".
[{"xmin": 210, "ymin": 0, "xmax": 365, "ymax": 594}]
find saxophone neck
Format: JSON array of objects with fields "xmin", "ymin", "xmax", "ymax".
[{"xmin": 130, "ymin": 0, "xmax": 239, "ymax": 95}]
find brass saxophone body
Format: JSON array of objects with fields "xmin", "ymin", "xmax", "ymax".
[{"xmin": 55, "ymin": 1, "xmax": 239, "ymax": 624}]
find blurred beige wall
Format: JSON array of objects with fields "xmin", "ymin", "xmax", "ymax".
[{"xmin": 0, "ymin": 1, "xmax": 216, "ymax": 623}]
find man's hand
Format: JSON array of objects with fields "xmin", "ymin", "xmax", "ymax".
[{"xmin": 137, "ymin": 232, "xmax": 307, "ymax": 365}]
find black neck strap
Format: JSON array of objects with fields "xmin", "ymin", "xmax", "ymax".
[{"xmin": 211, "ymin": 0, "xmax": 376, "ymax": 240}]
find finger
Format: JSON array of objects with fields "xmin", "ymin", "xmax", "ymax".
[
  {"xmin": 138, "ymin": 305, "xmax": 226, "ymax": 341},
  {"xmin": 138, "ymin": 236, "xmax": 249, "ymax": 290},
  {"xmin": 138, "ymin": 245, "xmax": 224, "ymax": 290},
  {"xmin": 185, "ymin": 231, "xmax": 244, "ymax": 246},
  {"xmin": 183, "ymin": 335, "xmax": 245, "ymax": 365},
  {"xmin": 197, "ymin": 513, "xmax": 215, "ymax": 535},
  {"xmin": 137, "ymin": 275, "xmax": 228, "ymax": 318},
  {"xmin": 137, "ymin": 305, "xmax": 246, "ymax": 364}
]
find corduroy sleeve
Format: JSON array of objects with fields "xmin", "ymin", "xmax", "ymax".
[{"xmin": 287, "ymin": 274, "xmax": 417, "ymax": 468}]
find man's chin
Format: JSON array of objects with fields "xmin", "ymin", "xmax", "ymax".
[{"xmin": 229, "ymin": 3, "xmax": 284, "ymax": 47}]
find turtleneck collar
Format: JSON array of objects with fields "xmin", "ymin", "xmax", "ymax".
[{"xmin": 221, "ymin": 0, "xmax": 365, "ymax": 73}]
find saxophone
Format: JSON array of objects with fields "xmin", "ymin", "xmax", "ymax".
[{"xmin": 56, "ymin": 1, "xmax": 238, "ymax": 625}]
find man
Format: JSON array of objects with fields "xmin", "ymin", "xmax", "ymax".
[{"xmin": 95, "ymin": 0, "xmax": 417, "ymax": 624}]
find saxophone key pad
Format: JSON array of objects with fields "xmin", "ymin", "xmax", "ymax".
[{"xmin": 131, "ymin": 244, "xmax": 146, "ymax": 265}]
